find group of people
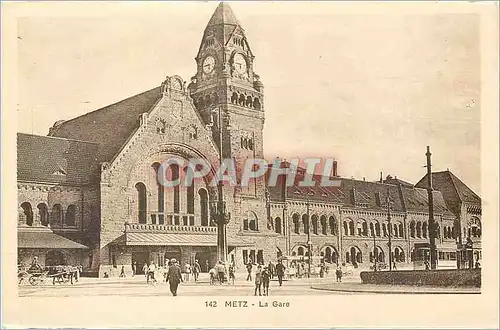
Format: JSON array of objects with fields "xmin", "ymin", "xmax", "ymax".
[
  {"xmin": 208, "ymin": 260, "xmax": 236, "ymax": 285},
  {"xmin": 137, "ymin": 259, "xmax": 184, "ymax": 296},
  {"xmin": 246, "ymin": 259, "xmax": 286, "ymax": 296}
]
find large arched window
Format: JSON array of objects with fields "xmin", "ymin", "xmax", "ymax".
[
  {"xmin": 394, "ymin": 247, "xmax": 405, "ymax": 262},
  {"xmin": 297, "ymin": 246, "xmax": 305, "ymax": 256},
  {"xmin": 410, "ymin": 221, "xmax": 416, "ymax": 238},
  {"xmin": 185, "ymin": 167, "xmax": 195, "ymax": 217},
  {"xmin": 135, "ymin": 182, "xmax": 147, "ymax": 224},
  {"xmin": 348, "ymin": 246, "xmax": 362, "ymax": 265},
  {"xmin": 311, "ymin": 215, "xmax": 319, "ymax": 235},
  {"xmin": 293, "ymin": 213, "xmax": 300, "ymax": 234},
  {"xmin": 422, "ymin": 222, "xmax": 428, "ymax": 238},
  {"xmin": 349, "ymin": 220, "xmax": 355, "ymax": 236},
  {"xmin": 65, "ymin": 205, "xmax": 76, "ymax": 226},
  {"xmin": 398, "ymin": 222, "xmax": 404, "ymax": 238},
  {"xmin": 361, "ymin": 221, "xmax": 368, "ymax": 237},
  {"xmin": 369, "ymin": 223, "xmax": 375, "ymax": 237},
  {"xmin": 302, "ymin": 214, "xmax": 309, "ymax": 234},
  {"xmin": 244, "ymin": 211, "xmax": 258, "ymax": 231},
  {"xmin": 320, "ymin": 216, "xmax": 327, "ymax": 235},
  {"xmin": 274, "ymin": 217, "xmax": 282, "ymax": 234},
  {"xmin": 170, "ymin": 164, "xmax": 180, "ymax": 213},
  {"xmin": 343, "ymin": 221, "xmax": 349, "ymax": 236},
  {"xmin": 198, "ymin": 188, "xmax": 209, "ymax": 226},
  {"xmin": 468, "ymin": 217, "xmax": 481, "ymax": 238},
  {"xmin": 20, "ymin": 202, "xmax": 33, "ymax": 226},
  {"xmin": 51, "ymin": 204, "xmax": 63, "ymax": 227},
  {"xmin": 37, "ymin": 203, "xmax": 49, "ymax": 226},
  {"xmin": 416, "ymin": 222, "xmax": 422, "ymax": 238},
  {"xmin": 329, "ymin": 216, "xmax": 337, "ymax": 235},
  {"xmin": 375, "ymin": 221, "xmax": 381, "ymax": 237},
  {"xmin": 152, "ymin": 163, "xmax": 165, "ymax": 222},
  {"xmin": 356, "ymin": 222, "xmax": 363, "ymax": 236}
]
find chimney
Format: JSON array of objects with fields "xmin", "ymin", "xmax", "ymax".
[
  {"xmin": 332, "ymin": 160, "xmax": 338, "ymax": 177},
  {"xmin": 379, "ymin": 171, "xmax": 383, "ymax": 183}
]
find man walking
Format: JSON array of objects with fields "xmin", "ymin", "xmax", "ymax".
[
  {"xmin": 166, "ymin": 258, "xmax": 183, "ymax": 296},
  {"xmin": 246, "ymin": 260, "xmax": 253, "ymax": 281},
  {"xmin": 268, "ymin": 261, "xmax": 275, "ymax": 280},
  {"xmin": 193, "ymin": 259, "xmax": 201, "ymax": 282},
  {"xmin": 262, "ymin": 266, "xmax": 271, "ymax": 296},
  {"xmin": 216, "ymin": 260, "xmax": 225, "ymax": 285},
  {"xmin": 148, "ymin": 261, "xmax": 157, "ymax": 285},
  {"xmin": 275, "ymin": 260, "xmax": 286, "ymax": 287}
]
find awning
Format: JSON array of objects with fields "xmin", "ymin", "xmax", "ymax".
[
  {"xmin": 124, "ymin": 232, "xmax": 216, "ymax": 246},
  {"xmin": 117, "ymin": 232, "xmax": 255, "ymax": 247},
  {"xmin": 18, "ymin": 230, "xmax": 88, "ymax": 249}
]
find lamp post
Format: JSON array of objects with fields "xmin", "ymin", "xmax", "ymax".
[
  {"xmin": 425, "ymin": 146, "xmax": 438, "ymax": 270},
  {"xmin": 208, "ymin": 107, "xmax": 230, "ymax": 263},
  {"xmin": 387, "ymin": 188, "xmax": 392, "ymax": 271},
  {"xmin": 306, "ymin": 197, "xmax": 311, "ymax": 278}
]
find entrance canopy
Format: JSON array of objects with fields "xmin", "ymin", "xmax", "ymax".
[
  {"xmin": 18, "ymin": 230, "xmax": 88, "ymax": 249},
  {"xmin": 115, "ymin": 232, "xmax": 255, "ymax": 247}
]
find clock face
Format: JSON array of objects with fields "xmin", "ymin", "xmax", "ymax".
[
  {"xmin": 233, "ymin": 54, "xmax": 247, "ymax": 74},
  {"xmin": 203, "ymin": 56, "xmax": 215, "ymax": 74}
]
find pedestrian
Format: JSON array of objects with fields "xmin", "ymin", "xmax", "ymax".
[
  {"xmin": 475, "ymin": 259, "xmax": 481, "ymax": 269},
  {"xmin": 424, "ymin": 259, "xmax": 430, "ymax": 270},
  {"xmin": 335, "ymin": 266, "xmax": 342, "ymax": 282},
  {"xmin": 142, "ymin": 263, "xmax": 148, "ymax": 279},
  {"xmin": 268, "ymin": 261, "xmax": 275, "ymax": 279},
  {"xmin": 132, "ymin": 262, "xmax": 136, "ymax": 277},
  {"xmin": 209, "ymin": 267, "xmax": 217, "ymax": 285},
  {"xmin": 228, "ymin": 263, "xmax": 235, "ymax": 285},
  {"xmin": 254, "ymin": 265, "xmax": 263, "ymax": 296},
  {"xmin": 262, "ymin": 266, "xmax": 270, "ymax": 296},
  {"xmin": 275, "ymin": 259, "xmax": 286, "ymax": 286},
  {"xmin": 119, "ymin": 265, "xmax": 126, "ymax": 278},
  {"xmin": 216, "ymin": 260, "xmax": 225, "ymax": 285},
  {"xmin": 166, "ymin": 258, "xmax": 183, "ymax": 296},
  {"xmin": 319, "ymin": 263, "xmax": 325, "ymax": 278},
  {"xmin": 184, "ymin": 262, "xmax": 191, "ymax": 282},
  {"xmin": 392, "ymin": 261, "xmax": 397, "ymax": 270},
  {"xmin": 246, "ymin": 260, "xmax": 253, "ymax": 281},
  {"xmin": 148, "ymin": 261, "xmax": 157, "ymax": 285},
  {"xmin": 193, "ymin": 259, "xmax": 201, "ymax": 282},
  {"xmin": 205, "ymin": 260, "xmax": 210, "ymax": 273}
]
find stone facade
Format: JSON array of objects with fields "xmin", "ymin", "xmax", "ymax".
[{"xmin": 16, "ymin": 3, "xmax": 480, "ymax": 277}]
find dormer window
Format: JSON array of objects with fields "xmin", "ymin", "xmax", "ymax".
[{"xmin": 52, "ymin": 169, "xmax": 66, "ymax": 176}]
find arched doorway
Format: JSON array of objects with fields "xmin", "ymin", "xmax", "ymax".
[
  {"xmin": 45, "ymin": 250, "xmax": 66, "ymax": 266},
  {"xmin": 348, "ymin": 246, "xmax": 362, "ymax": 266},
  {"xmin": 321, "ymin": 245, "xmax": 338, "ymax": 264}
]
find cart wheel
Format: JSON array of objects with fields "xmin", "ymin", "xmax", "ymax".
[{"xmin": 28, "ymin": 276, "xmax": 38, "ymax": 286}]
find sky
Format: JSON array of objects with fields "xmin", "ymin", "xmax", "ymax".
[{"xmin": 16, "ymin": 2, "xmax": 481, "ymax": 194}]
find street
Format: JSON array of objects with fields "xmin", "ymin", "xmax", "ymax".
[{"xmin": 18, "ymin": 273, "xmax": 356, "ymax": 298}]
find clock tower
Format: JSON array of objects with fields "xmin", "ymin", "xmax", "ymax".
[{"xmin": 188, "ymin": 2, "xmax": 265, "ymax": 198}]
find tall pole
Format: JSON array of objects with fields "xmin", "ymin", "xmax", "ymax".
[
  {"xmin": 387, "ymin": 188, "xmax": 392, "ymax": 271},
  {"xmin": 307, "ymin": 197, "xmax": 311, "ymax": 278},
  {"xmin": 426, "ymin": 146, "xmax": 438, "ymax": 270},
  {"xmin": 213, "ymin": 107, "xmax": 228, "ymax": 263}
]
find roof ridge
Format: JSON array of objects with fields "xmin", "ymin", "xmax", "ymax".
[
  {"xmin": 446, "ymin": 171, "xmax": 464, "ymax": 203},
  {"xmin": 17, "ymin": 132, "xmax": 100, "ymax": 146}
]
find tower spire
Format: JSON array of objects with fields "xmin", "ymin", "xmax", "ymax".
[{"xmin": 206, "ymin": 2, "xmax": 241, "ymax": 27}]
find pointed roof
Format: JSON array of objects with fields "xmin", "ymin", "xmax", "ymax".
[
  {"xmin": 49, "ymin": 87, "xmax": 162, "ymax": 163},
  {"xmin": 207, "ymin": 2, "xmax": 241, "ymax": 27},
  {"xmin": 415, "ymin": 170, "xmax": 481, "ymax": 215}
]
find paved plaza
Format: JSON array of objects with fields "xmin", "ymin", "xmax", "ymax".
[{"xmin": 19, "ymin": 273, "xmax": 356, "ymax": 298}]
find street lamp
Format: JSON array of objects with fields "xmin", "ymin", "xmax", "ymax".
[
  {"xmin": 306, "ymin": 197, "xmax": 311, "ymax": 278},
  {"xmin": 208, "ymin": 107, "xmax": 231, "ymax": 263}
]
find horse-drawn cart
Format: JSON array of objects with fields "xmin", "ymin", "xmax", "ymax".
[{"xmin": 18, "ymin": 265, "xmax": 79, "ymax": 286}]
